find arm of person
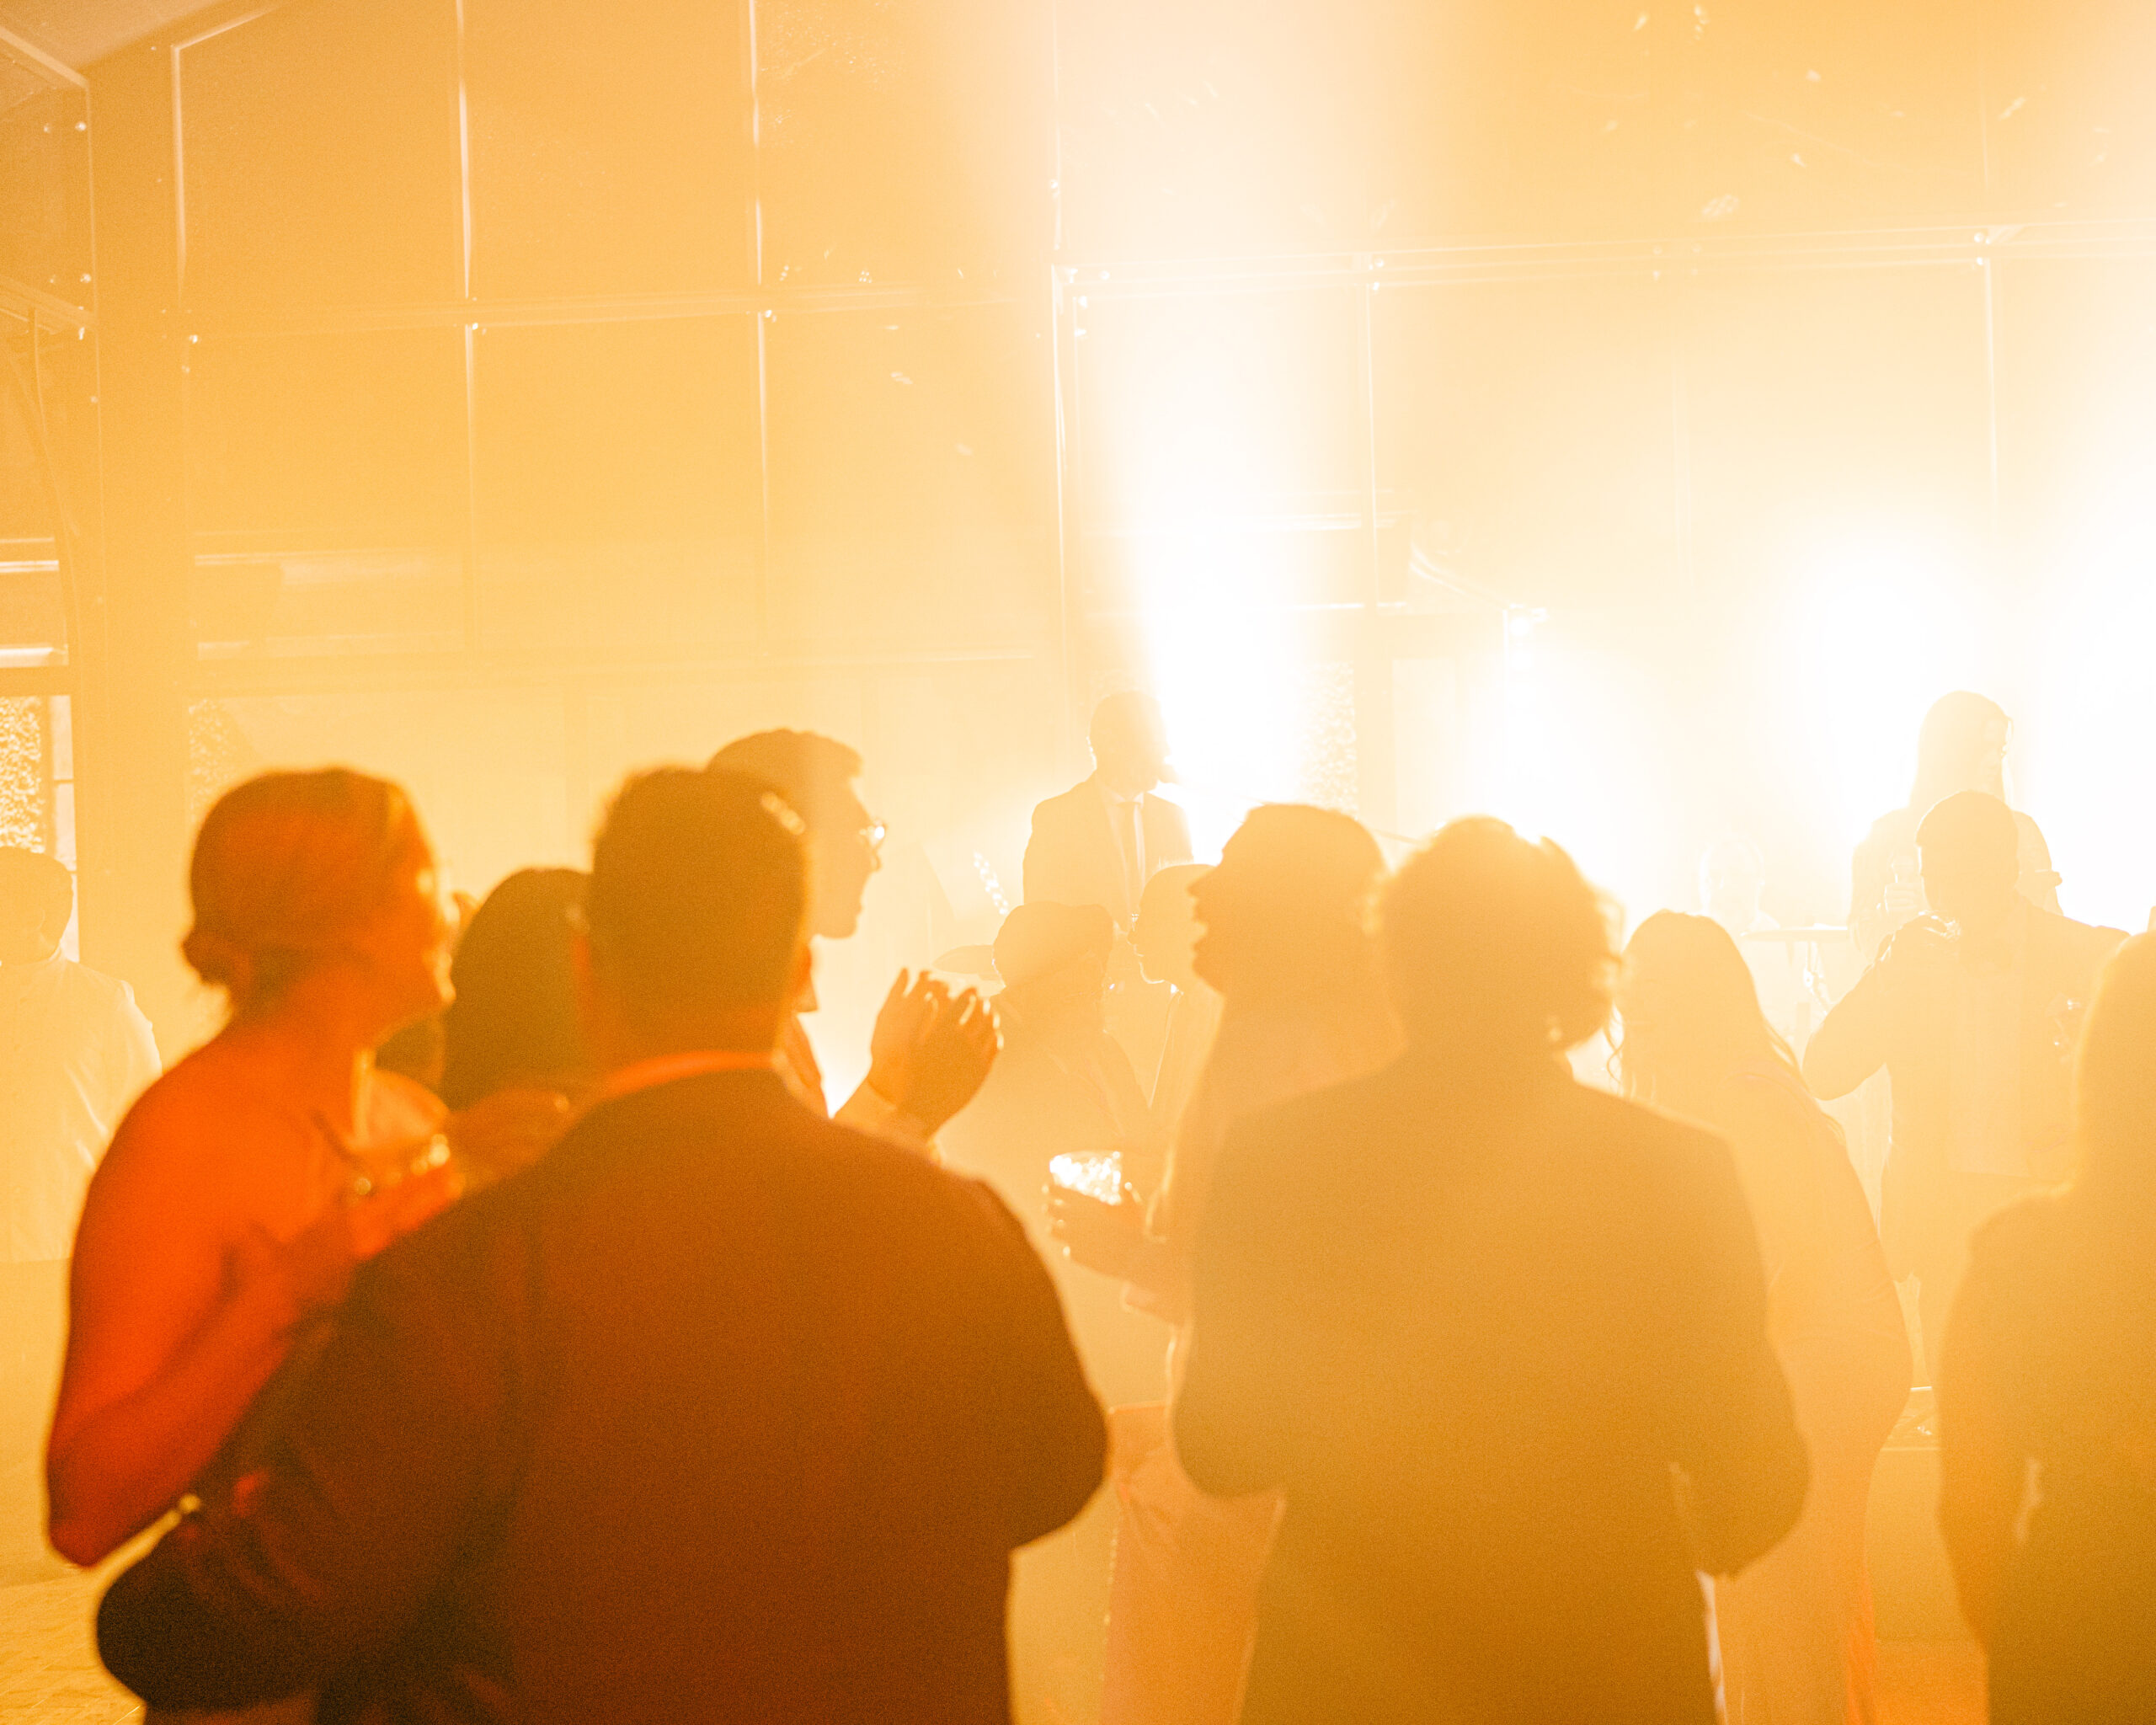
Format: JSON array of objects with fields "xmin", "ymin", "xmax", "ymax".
[
  {"xmin": 964, "ymin": 1183, "xmax": 1107, "ymax": 1548},
  {"xmin": 1935, "ymin": 1221, "xmax": 2031, "ymax": 1647},
  {"xmin": 96, "ymin": 1203, "xmax": 519, "ymax": 1712},
  {"xmin": 1801, "ymin": 960, "xmax": 1895, "ymax": 1101},
  {"xmin": 1656, "ymin": 1125, "xmax": 1811, "ymax": 1576},
  {"xmin": 1172, "ymin": 1120, "xmax": 1297, "ymax": 1499},
  {"xmin": 48, "ymin": 1095, "xmax": 456, "ymax": 1567}
]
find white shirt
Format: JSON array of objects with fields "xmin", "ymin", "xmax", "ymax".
[{"xmin": 0, "ymin": 954, "xmax": 162, "ymax": 1262}]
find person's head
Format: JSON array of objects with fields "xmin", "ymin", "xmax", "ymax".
[
  {"xmin": 1381, "ymin": 817, "xmax": 1615, "ymax": 1061},
  {"xmin": 1133, "ymin": 862, "xmax": 1210, "ymax": 994},
  {"xmin": 1089, "ymin": 692, "xmax": 1170, "ymax": 798},
  {"xmin": 1912, "ymin": 692, "xmax": 2011, "ymax": 810},
  {"xmin": 184, "ymin": 768, "xmax": 447, "ymax": 1039},
  {"xmin": 1616, "ymin": 911, "xmax": 1794, "ymax": 1104},
  {"xmin": 706, "ymin": 730, "xmax": 880, "ymax": 941},
  {"xmin": 1696, "ymin": 833, "xmax": 1766, "ymax": 937},
  {"xmin": 2072, "ymin": 932, "xmax": 2156, "ymax": 1212},
  {"xmin": 993, "ymin": 901, "xmax": 1115, "ymax": 1039},
  {"xmin": 577, "ymin": 768, "xmax": 809, "ymax": 1065},
  {"xmin": 1916, "ymin": 789, "xmax": 2020, "ymax": 932},
  {"xmin": 1191, "ymin": 804, "xmax": 1385, "ymax": 1002},
  {"xmin": 439, "ymin": 868, "xmax": 593, "ymax": 1110},
  {"xmin": 0, "ymin": 847, "xmax": 74, "ymax": 963}
]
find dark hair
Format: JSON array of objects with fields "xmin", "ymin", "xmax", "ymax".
[
  {"xmin": 1090, "ymin": 690, "xmax": 1165, "ymax": 756},
  {"xmin": 184, "ymin": 768, "xmax": 424, "ymax": 1012},
  {"xmin": 0, "ymin": 846, "xmax": 74, "ymax": 934},
  {"xmin": 1615, "ymin": 911, "xmax": 1801, "ymax": 1102},
  {"xmin": 706, "ymin": 730, "xmax": 863, "ymax": 837},
  {"xmin": 438, "ymin": 868, "xmax": 590, "ymax": 1110},
  {"xmin": 2073, "ymin": 933, "xmax": 2156, "ymax": 1212},
  {"xmin": 995, "ymin": 900, "xmax": 1117, "ymax": 988},
  {"xmin": 1914, "ymin": 788, "xmax": 2020, "ymax": 871},
  {"xmin": 586, "ymin": 768, "xmax": 807, "ymax": 1022},
  {"xmin": 1381, "ymin": 816, "xmax": 1615, "ymax": 1055}
]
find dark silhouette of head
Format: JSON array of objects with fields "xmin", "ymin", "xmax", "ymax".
[
  {"xmin": 1090, "ymin": 692, "xmax": 1170, "ymax": 798},
  {"xmin": 1192, "ymin": 805, "xmax": 1385, "ymax": 1009},
  {"xmin": 707, "ymin": 730, "xmax": 878, "ymax": 942},
  {"xmin": 439, "ymin": 868, "xmax": 593, "ymax": 1111},
  {"xmin": 994, "ymin": 901, "xmax": 1115, "ymax": 1040},
  {"xmin": 0, "ymin": 846, "xmax": 74, "ymax": 964},
  {"xmin": 1911, "ymin": 692, "xmax": 2010, "ymax": 812},
  {"xmin": 581, "ymin": 768, "xmax": 808, "ymax": 1059},
  {"xmin": 1134, "ymin": 862, "xmax": 1210, "ymax": 994},
  {"xmin": 1916, "ymin": 789, "xmax": 2020, "ymax": 933},
  {"xmin": 1616, "ymin": 910, "xmax": 1796, "ymax": 1108},
  {"xmin": 2072, "ymin": 933, "xmax": 2156, "ymax": 1213},
  {"xmin": 184, "ymin": 768, "xmax": 445, "ymax": 1031},
  {"xmin": 1382, "ymin": 817, "xmax": 1614, "ymax": 1060}
]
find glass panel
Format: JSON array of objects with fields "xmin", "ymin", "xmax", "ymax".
[
  {"xmin": 763, "ymin": 302, "xmax": 1056, "ymax": 647},
  {"xmin": 187, "ymin": 328, "xmax": 470, "ymax": 654},
  {"xmin": 755, "ymin": 0, "xmax": 1049, "ymax": 286},
  {"xmin": 0, "ymin": 318, "xmax": 66, "ymax": 664},
  {"xmin": 0, "ymin": 59, "xmax": 91, "ymax": 304},
  {"xmin": 466, "ymin": 0, "xmax": 755, "ymax": 297},
  {"xmin": 0, "ymin": 692, "xmax": 77, "ymax": 949},
  {"xmin": 472, "ymin": 318, "xmax": 762, "ymax": 652},
  {"xmin": 1985, "ymin": 0, "xmax": 2156, "ymax": 217},
  {"xmin": 179, "ymin": 0, "xmax": 463, "ymax": 313}
]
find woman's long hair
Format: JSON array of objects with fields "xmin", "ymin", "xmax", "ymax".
[{"xmin": 1615, "ymin": 911, "xmax": 1802, "ymax": 1108}]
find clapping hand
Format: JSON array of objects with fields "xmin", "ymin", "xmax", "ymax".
[
  {"xmin": 445, "ymin": 1087, "xmax": 574, "ymax": 1183},
  {"xmin": 867, "ymin": 969, "xmax": 1002, "ymax": 1135}
]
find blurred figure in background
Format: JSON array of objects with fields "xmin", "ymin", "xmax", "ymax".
[
  {"xmin": 1024, "ymin": 692, "xmax": 1193, "ymax": 932},
  {"xmin": 0, "ymin": 848, "xmax": 159, "ymax": 1578},
  {"xmin": 438, "ymin": 867, "xmax": 595, "ymax": 1114},
  {"xmin": 1849, "ymin": 693, "xmax": 2060, "ymax": 965},
  {"xmin": 1052, "ymin": 804, "xmax": 1396, "ymax": 1725},
  {"xmin": 1620, "ymin": 911, "xmax": 1908, "ymax": 1725},
  {"xmin": 1939, "ymin": 932, "xmax": 2156, "ymax": 1721},
  {"xmin": 1699, "ymin": 832, "xmax": 1814, "ymax": 1055},
  {"xmin": 94, "ymin": 768, "xmax": 1106, "ymax": 1725},
  {"xmin": 711, "ymin": 729, "xmax": 997, "ymax": 1152},
  {"xmin": 1806, "ymin": 791, "xmax": 2122, "ymax": 1374},
  {"xmin": 45, "ymin": 771, "xmax": 471, "ymax": 1574},
  {"xmin": 1175, "ymin": 818, "xmax": 1807, "ymax": 1725},
  {"xmin": 1132, "ymin": 862, "xmax": 1219, "ymax": 1152}
]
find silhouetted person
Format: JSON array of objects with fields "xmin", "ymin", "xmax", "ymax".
[
  {"xmin": 95, "ymin": 768, "xmax": 1106, "ymax": 1724},
  {"xmin": 1939, "ymin": 932, "xmax": 2156, "ymax": 1721},
  {"xmin": 437, "ymin": 868, "xmax": 594, "ymax": 1113},
  {"xmin": 1174, "ymin": 817, "xmax": 1807, "ymax": 1725},
  {"xmin": 1053, "ymin": 805, "xmax": 1398, "ymax": 1725},
  {"xmin": 710, "ymin": 730, "xmax": 997, "ymax": 1150},
  {"xmin": 1132, "ymin": 862, "xmax": 1219, "ymax": 1149},
  {"xmin": 1849, "ymin": 693, "xmax": 2060, "ymax": 964},
  {"xmin": 1620, "ymin": 911, "xmax": 1908, "ymax": 1725},
  {"xmin": 0, "ymin": 848, "xmax": 158, "ymax": 1573},
  {"xmin": 1806, "ymin": 791, "xmax": 2122, "ymax": 1370},
  {"xmin": 1024, "ymin": 692, "xmax": 1193, "ymax": 931}
]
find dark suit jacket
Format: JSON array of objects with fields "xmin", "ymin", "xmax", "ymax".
[
  {"xmin": 98, "ymin": 1070, "xmax": 1107, "ymax": 1725},
  {"xmin": 1804, "ymin": 905, "xmax": 2123, "ymax": 1280},
  {"xmin": 1174, "ymin": 1059, "xmax": 1807, "ymax": 1725},
  {"xmin": 1022, "ymin": 776, "xmax": 1193, "ymax": 927}
]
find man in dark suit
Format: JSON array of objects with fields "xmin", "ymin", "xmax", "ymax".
[
  {"xmin": 1174, "ymin": 818, "xmax": 1807, "ymax": 1725},
  {"xmin": 96, "ymin": 769, "xmax": 1107, "ymax": 1724},
  {"xmin": 1806, "ymin": 789, "xmax": 2123, "ymax": 1368},
  {"xmin": 1024, "ymin": 692, "xmax": 1193, "ymax": 931}
]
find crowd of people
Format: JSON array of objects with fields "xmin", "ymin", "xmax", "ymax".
[{"xmin": 0, "ymin": 686, "xmax": 2148, "ymax": 1723}]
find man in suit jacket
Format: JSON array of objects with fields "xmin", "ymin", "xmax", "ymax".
[
  {"xmin": 96, "ymin": 768, "xmax": 1107, "ymax": 1725},
  {"xmin": 1806, "ymin": 789, "xmax": 2123, "ymax": 1365},
  {"xmin": 1025, "ymin": 692, "xmax": 1193, "ymax": 930},
  {"xmin": 1173, "ymin": 818, "xmax": 1807, "ymax": 1725}
]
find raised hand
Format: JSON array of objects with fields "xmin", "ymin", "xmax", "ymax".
[{"xmin": 866, "ymin": 970, "xmax": 1001, "ymax": 1135}]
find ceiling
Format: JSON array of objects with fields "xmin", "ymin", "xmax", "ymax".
[{"xmin": 0, "ymin": 0, "xmax": 232, "ymax": 72}]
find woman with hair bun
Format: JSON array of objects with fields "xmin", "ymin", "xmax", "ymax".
[{"xmin": 46, "ymin": 768, "xmax": 552, "ymax": 1576}]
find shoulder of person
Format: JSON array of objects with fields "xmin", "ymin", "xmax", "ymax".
[
  {"xmin": 83, "ymin": 1050, "xmax": 288, "ymax": 1231},
  {"xmin": 1566, "ymin": 1083, "xmax": 1736, "ymax": 1183}
]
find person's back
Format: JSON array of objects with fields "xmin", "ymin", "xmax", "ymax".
[
  {"xmin": 1182, "ymin": 1066, "xmax": 1801, "ymax": 1723},
  {"xmin": 1173, "ymin": 819, "xmax": 1805, "ymax": 1725}
]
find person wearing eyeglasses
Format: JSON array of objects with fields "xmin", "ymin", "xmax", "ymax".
[{"xmin": 708, "ymin": 730, "xmax": 997, "ymax": 1153}]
